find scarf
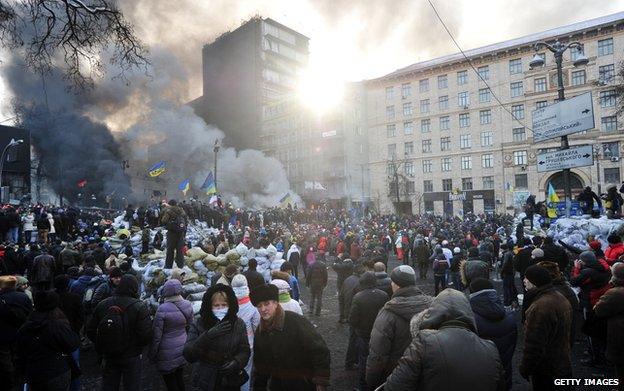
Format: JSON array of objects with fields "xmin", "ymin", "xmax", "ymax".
[
  {"xmin": 238, "ymin": 296, "xmax": 251, "ymax": 305},
  {"xmin": 278, "ymin": 292, "xmax": 291, "ymax": 303},
  {"xmin": 259, "ymin": 303, "xmax": 285, "ymax": 333}
]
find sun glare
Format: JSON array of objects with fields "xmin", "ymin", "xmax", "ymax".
[{"xmin": 296, "ymin": 67, "xmax": 345, "ymax": 114}]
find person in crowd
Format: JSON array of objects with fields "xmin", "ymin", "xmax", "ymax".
[
  {"xmin": 605, "ymin": 234, "xmax": 624, "ymax": 265},
  {"xmin": 60, "ymin": 242, "xmax": 81, "ymax": 273},
  {"xmin": 604, "ymin": 184, "xmax": 624, "ymax": 218},
  {"xmin": 349, "ymin": 272, "xmax": 388, "ymax": 391},
  {"xmin": 183, "ymin": 284, "xmax": 250, "ymax": 391},
  {"xmin": 520, "ymin": 265, "xmax": 573, "ymax": 390},
  {"xmin": 16, "ymin": 290, "xmax": 81, "ymax": 391},
  {"xmin": 449, "ymin": 247, "xmax": 464, "ymax": 291},
  {"xmin": 499, "ymin": 243, "xmax": 518, "ymax": 308},
  {"xmin": 540, "ymin": 236, "xmax": 569, "ymax": 275},
  {"xmin": 270, "ymin": 278, "xmax": 303, "ymax": 315},
  {"xmin": 460, "ymin": 247, "xmax": 489, "ymax": 289},
  {"xmin": 243, "ymin": 258, "xmax": 265, "ymax": 293},
  {"xmin": 385, "ymin": 288, "xmax": 504, "ymax": 390},
  {"xmin": 373, "ymin": 261, "xmax": 392, "ymax": 297},
  {"xmin": 88, "ymin": 275, "xmax": 153, "ymax": 390},
  {"xmin": 22, "ymin": 210, "xmax": 35, "ymax": 243},
  {"xmin": 92, "ymin": 266, "xmax": 123, "ymax": 309},
  {"xmin": 366, "ymin": 265, "xmax": 433, "ymax": 390},
  {"xmin": 54, "ymin": 275, "xmax": 84, "ymax": 391},
  {"xmin": 231, "ymin": 275, "xmax": 260, "ymax": 391},
  {"xmin": 30, "ymin": 247, "xmax": 56, "ymax": 292},
  {"xmin": 279, "ymin": 262, "xmax": 300, "ymax": 301},
  {"xmin": 149, "ymin": 279, "xmax": 193, "ymax": 391},
  {"xmin": 306, "ymin": 253, "xmax": 328, "ymax": 316},
  {"xmin": 531, "ymin": 248, "xmax": 544, "ymax": 264},
  {"xmin": 432, "ymin": 246, "xmax": 449, "ymax": 296},
  {"xmin": 341, "ymin": 266, "xmax": 364, "ymax": 370},
  {"xmin": 304, "ymin": 246, "xmax": 316, "ymax": 278},
  {"xmin": 331, "ymin": 256, "xmax": 353, "ymax": 297},
  {"xmin": 412, "ymin": 237, "xmax": 431, "ymax": 278},
  {"xmin": 577, "ymin": 186, "xmax": 602, "ymax": 215},
  {"xmin": 160, "ymin": 200, "xmax": 188, "ymax": 269},
  {"xmin": 250, "ymin": 283, "xmax": 330, "ymax": 390},
  {"xmin": 286, "ymin": 242, "xmax": 300, "ymax": 279},
  {"xmin": 469, "ymin": 278, "xmax": 517, "ymax": 390},
  {"xmin": 513, "ymin": 238, "xmax": 535, "ymax": 293},
  {"xmin": 217, "ymin": 264, "xmax": 240, "ymax": 286},
  {"xmin": 104, "ymin": 251, "xmax": 119, "ymax": 272}
]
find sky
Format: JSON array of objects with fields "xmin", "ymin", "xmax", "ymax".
[{"xmin": 2, "ymin": 0, "xmax": 624, "ymax": 120}]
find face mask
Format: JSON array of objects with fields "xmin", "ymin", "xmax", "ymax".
[{"xmin": 212, "ymin": 308, "xmax": 228, "ymax": 321}]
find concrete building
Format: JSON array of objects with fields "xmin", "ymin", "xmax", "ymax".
[
  {"xmin": 192, "ymin": 17, "xmax": 309, "ymax": 150},
  {"xmin": 0, "ymin": 125, "xmax": 31, "ymax": 203},
  {"xmin": 366, "ymin": 12, "xmax": 624, "ymax": 215}
]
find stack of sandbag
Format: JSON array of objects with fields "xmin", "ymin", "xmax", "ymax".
[
  {"xmin": 183, "ymin": 282, "xmax": 207, "ymax": 315},
  {"xmin": 254, "ymin": 247, "xmax": 271, "ymax": 282},
  {"xmin": 235, "ymin": 242, "xmax": 249, "ymax": 267}
]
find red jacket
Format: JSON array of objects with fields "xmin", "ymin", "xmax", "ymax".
[{"xmin": 605, "ymin": 243, "xmax": 624, "ymax": 265}]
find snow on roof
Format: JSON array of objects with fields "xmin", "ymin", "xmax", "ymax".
[{"xmin": 377, "ymin": 11, "xmax": 624, "ymax": 81}]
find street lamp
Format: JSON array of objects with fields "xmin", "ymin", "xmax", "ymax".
[
  {"xmin": 213, "ymin": 139, "xmax": 220, "ymax": 192},
  {"xmin": 530, "ymin": 41, "xmax": 588, "ymax": 217},
  {"xmin": 593, "ymin": 145, "xmax": 604, "ymax": 196},
  {"xmin": 0, "ymin": 138, "xmax": 24, "ymax": 195}
]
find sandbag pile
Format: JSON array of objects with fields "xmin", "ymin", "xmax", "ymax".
[{"xmin": 547, "ymin": 216, "xmax": 624, "ymax": 252}]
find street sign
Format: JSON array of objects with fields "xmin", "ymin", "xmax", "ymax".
[
  {"xmin": 536, "ymin": 144, "xmax": 594, "ymax": 173},
  {"xmin": 531, "ymin": 92, "xmax": 594, "ymax": 142}
]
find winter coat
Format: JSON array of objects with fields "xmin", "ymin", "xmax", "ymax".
[
  {"xmin": 366, "ymin": 285, "xmax": 433, "ymax": 390},
  {"xmin": 183, "ymin": 284, "xmax": 250, "ymax": 391},
  {"xmin": 340, "ymin": 274, "xmax": 360, "ymax": 318},
  {"xmin": 30, "ymin": 253, "xmax": 55, "ymax": 285},
  {"xmin": 47, "ymin": 214, "xmax": 55, "ymax": 234},
  {"xmin": 520, "ymin": 285, "xmax": 572, "ymax": 380},
  {"xmin": 57, "ymin": 290, "xmax": 84, "ymax": 334},
  {"xmin": 469, "ymin": 289, "xmax": 517, "ymax": 390},
  {"xmin": 413, "ymin": 242, "xmax": 431, "ymax": 264},
  {"xmin": 385, "ymin": 289, "xmax": 503, "ymax": 391},
  {"xmin": 59, "ymin": 246, "xmax": 80, "ymax": 269},
  {"xmin": 605, "ymin": 243, "xmax": 624, "ymax": 265},
  {"xmin": 150, "ymin": 280, "xmax": 194, "ymax": 373},
  {"xmin": 160, "ymin": 205, "xmax": 188, "ymax": 228},
  {"xmin": 243, "ymin": 269, "xmax": 266, "ymax": 292},
  {"xmin": 69, "ymin": 275, "xmax": 93, "ymax": 297},
  {"xmin": 22, "ymin": 214, "xmax": 35, "ymax": 231},
  {"xmin": 460, "ymin": 258, "xmax": 489, "ymax": 287},
  {"xmin": 500, "ymin": 251, "xmax": 515, "ymax": 277},
  {"xmin": 349, "ymin": 274, "xmax": 389, "ymax": 340},
  {"xmin": 374, "ymin": 271, "xmax": 393, "ymax": 297},
  {"xmin": 594, "ymin": 286, "xmax": 624, "ymax": 365},
  {"xmin": 331, "ymin": 259, "xmax": 353, "ymax": 291},
  {"xmin": 306, "ymin": 260, "xmax": 328, "ymax": 290},
  {"xmin": 15, "ymin": 310, "xmax": 81, "ymax": 384},
  {"xmin": 0, "ymin": 289, "xmax": 32, "ymax": 347},
  {"xmin": 286, "ymin": 245, "xmax": 300, "ymax": 266},
  {"xmin": 253, "ymin": 308, "xmax": 330, "ymax": 391},
  {"xmin": 570, "ymin": 260, "xmax": 611, "ymax": 308},
  {"xmin": 513, "ymin": 246, "xmax": 535, "ymax": 276},
  {"xmin": 541, "ymin": 243, "xmax": 570, "ymax": 272},
  {"xmin": 552, "ymin": 277, "xmax": 580, "ymax": 346}
]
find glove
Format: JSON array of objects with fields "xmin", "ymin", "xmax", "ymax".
[
  {"xmin": 220, "ymin": 360, "xmax": 238, "ymax": 374},
  {"xmin": 200, "ymin": 321, "xmax": 232, "ymax": 341}
]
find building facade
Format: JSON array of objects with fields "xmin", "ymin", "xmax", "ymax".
[
  {"xmin": 366, "ymin": 12, "xmax": 624, "ymax": 215},
  {"xmin": 0, "ymin": 125, "xmax": 31, "ymax": 203}
]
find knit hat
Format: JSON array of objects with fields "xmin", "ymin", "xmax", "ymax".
[
  {"xmin": 224, "ymin": 264, "xmax": 239, "ymax": 278},
  {"xmin": 531, "ymin": 248, "xmax": 544, "ymax": 259},
  {"xmin": 250, "ymin": 284, "xmax": 279, "ymax": 306},
  {"xmin": 469, "ymin": 277, "xmax": 494, "ymax": 293},
  {"xmin": 0, "ymin": 275, "xmax": 17, "ymax": 290},
  {"xmin": 608, "ymin": 234, "xmax": 622, "ymax": 244},
  {"xmin": 580, "ymin": 250, "xmax": 598, "ymax": 266},
  {"xmin": 359, "ymin": 271, "xmax": 377, "ymax": 289},
  {"xmin": 231, "ymin": 274, "xmax": 249, "ymax": 299},
  {"xmin": 390, "ymin": 265, "xmax": 416, "ymax": 288},
  {"xmin": 524, "ymin": 265, "xmax": 552, "ymax": 288},
  {"xmin": 109, "ymin": 267, "xmax": 123, "ymax": 278},
  {"xmin": 453, "ymin": 247, "xmax": 461, "ymax": 254},
  {"xmin": 589, "ymin": 240, "xmax": 602, "ymax": 251},
  {"xmin": 610, "ymin": 263, "xmax": 624, "ymax": 286},
  {"xmin": 34, "ymin": 290, "xmax": 60, "ymax": 312},
  {"xmin": 270, "ymin": 279, "xmax": 291, "ymax": 294},
  {"xmin": 537, "ymin": 261, "xmax": 562, "ymax": 279},
  {"xmin": 171, "ymin": 268, "xmax": 186, "ymax": 282}
]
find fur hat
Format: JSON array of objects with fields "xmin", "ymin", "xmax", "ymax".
[
  {"xmin": 250, "ymin": 284, "xmax": 279, "ymax": 306},
  {"xmin": 0, "ymin": 275, "xmax": 17, "ymax": 290},
  {"xmin": 611, "ymin": 263, "xmax": 624, "ymax": 286},
  {"xmin": 390, "ymin": 265, "xmax": 416, "ymax": 288},
  {"xmin": 536, "ymin": 261, "xmax": 562, "ymax": 279},
  {"xmin": 524, "ymin": 265, "xmax": 552, "ymax": 288}
]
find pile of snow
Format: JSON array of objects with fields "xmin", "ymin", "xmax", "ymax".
[{"xmin": 547, "ymin": 216, "xmax": 624, "ymax": 252}]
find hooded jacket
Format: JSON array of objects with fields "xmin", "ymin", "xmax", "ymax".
[
  {"xmin": 594, "ymin": 286, "xmax": 624, "ymax": 364},
  {"xmin": 460, "ymin": 257, "xmax": 489, "ymax": 287},
  {"xmin": 366, "ymin": 285, "xmax": 433, "ymax": 390},
  {"xmin": 605, "ymin": 242, "xmax": 624, "ymax": 265},
  {"xmin": 385, "ymin": 289, "xmax": 503, "ymax": 391},
  {"xmin": 349, "ymin": 273, "xmax": 389, "ymax": 339},
  {"xmin": 570, "ymin": 255, "xmax": 611, "ymax": 307}
]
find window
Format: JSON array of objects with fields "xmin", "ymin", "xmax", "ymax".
[
  {"xmin": 385, "ymin": 86, "xmax": 394, "ymax": 100},
  {"xmin": 599, "ymin": 64, "xmax": 616, "ymax": 83},
  {"xmin": 419, "ymin": 79, "xmax": 429, "ymax": 93},
  {"xmin": 422, "ymin": 139, "xmax": 432, "ymax": 153},
  {"xmin": 438, "ymin": 74, "xmax": 448, "ymax": 89},
  {"xmin": 600, "ymin": 90, "xmax": 616, "ymax": 108},
  {"xmin": 571, "ymin": 70, "xmax": 586, "ymax": 86},
  {"xmin": 459, "ymin": 113, "xmax": 470, "ymax": 128},
  {"xmin": 401, "ymin": 83, "xmax": 412, "ymax": 98},
  {"xmin": 404, "ymin": 162, "xmax": 414, "ymax": 176},
  {"xmin": 423, "ymin": 180, "xmax": 433, "ymax": 192},
  {"xmin": 509, "ymin": 58, "xmax": 522, "ymax": 74},
  {"xmin": 598, "ymin": 38, "xmax": 614, "ymax": 56},
  {"xmin": 441, "ymin": 158, "xmax": 452, "ymax": 172},
  {"xmin": 403, "ymin": 102, "xmax": 413, "ymax": 117},
  {"xmin": 420, "ymin": 99, "xmax": 430, "ymax": 113},
  {"xmin": 387, "ymin": 163, "xmax": 396, "ymax": 175},
  {"xmin": 458, "ymin": 91, "xmax": 469, "ymax": 107},
  {"xmin": 571, "ymin": 44, "xmax": 584, "ymax": 61},
  {"xmin": 482, "ymin": 176, "xmax": 494, "ymax": 189},
  {"xmin": 605, "ymin": 168, "xmax": 621, "ymax": 184},
  {"xmin": 460, "ymin": 134, "xmax": 472, "ymax": 149},
  {"xmin": 479, "ymin": 88, "xmax": 491, "ymax": 103},
  {"xmin": 440, "ymin": 137, "xmax": 451, "ymax": 151},
  {"xmin": 477, "ymin": 65, "xmax": 489, "ymax": 80},
  {"xmin": 534, "ymin": 77, "xmax": 547, "ymax": 92},
  {"xmin": 404, "ymin": 121, "xmax": 414, "ymax": 135},
  {"xmin": 512, "ymin": 127, "xmax": 526, "ymax": 141},
  {"xmin": 404, "ymin": 141, "xmax": 414, "ymax": 156},
  {"xmin": 510, "ymin": 82, "xmax": 523, "ymax": 97},
  {"xmin": 601, "ymin": 116, "xmax": 618, "ymax": 132},
  {"xmin": 461, "ymin": 156, "xmax": 472, "ymax": 170},
  {"xmin": 482, "ymin": 154, "xmax": 493, "ymax": 168},
  {"xmin": 387, "ymin": 124, "xmax": 396, "ymax": 137},
  {"xmin": 603, "ymin": 142, "xmax": 619, "ymax": 158},
  {"xmin": 462, "ymin": 177, "xmax": 473, "ymax": 190},
  {"xmin": 480, "ymin": 131, "xmax": 493, "ymax": 146},
  {"xmin": 457, "ymin": 70, "xmax": 468, "ymax": 85},
  {"xmin": 513, "ymin": 150, "xmax": 527, "ymax": 165},
  {"xmin": 405, "ymin": 181, "xmax": 415, "ymax": 194},
  {"xmin": 440, "ymin": 116, "xmax": 450, "ymax": 131},
  {"xmin": 438, "ymin": 95, "xmax": 449, "ymax": 110},
  {"xmin": 386, "ymin": 105, "xmax": 395, "ymax": 120},
  {"xmin": 536, "ymin": 101, "xmax": 548, "ymax": 109},
  {"xmin": 515, "ymin": 174, "xmax": 528, "ymax": 188},
  {"xmin": 422, "ymin": 160, "xmax": 432, "ymax": 173},
  {"xmin": 388, "ymin": 144, "xmax": 396, "ymax": 158},
  {"xmin": 479, "ymin": 110, "xmax": 491, "ymax": 125},
  {"xmin": 442, "ymin": 179, "xmax": 453, "ymax": 192},
  {"xmin": 421, "ymin": 119, "xmax": 431, "ymax": 133},
  {"xmin": 511, "ymin": 104, "xmax": 525, "ymax": 120}
]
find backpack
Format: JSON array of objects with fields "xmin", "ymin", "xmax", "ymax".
[
  {"xmin": 83, "ymin": 275, "xmax": 108, "ymax": 314},
  {"xmin": 433, "ymin": 258, "xmax": 449, "ymax": 275},
  {"xmin": 95, "ymin": 300, "xmax": 138, "ymax": 356},
  {"xmin": 167, "ymin": 214, "xmax": 187, "ymax": 233},
  {"xmin": 34, "ymin": 256, "xmax": 53, "ymax": 283}
]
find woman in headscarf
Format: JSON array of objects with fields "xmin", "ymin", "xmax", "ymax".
[{"xmin": 231, "ymin": 275, "xmax": 261, "ymax": 391}]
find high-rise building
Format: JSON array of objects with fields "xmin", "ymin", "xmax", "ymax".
[{"xmin": 366, "ymin": 12, "xmax": 624, "ymax": 215}]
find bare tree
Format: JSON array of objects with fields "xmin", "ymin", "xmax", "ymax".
[
  {"xmin": 0, "ymin": 0, "xmax": 148, "ymax": 88},
  {"xmin": 616, "ymin": 61, "xmax": 624, "ymax": 117}
]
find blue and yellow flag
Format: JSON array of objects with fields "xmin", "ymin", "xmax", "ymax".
[
  {"xmin": 547, "ymin": 183, "xmax": 560, "ymax": 218},
  {"xmin": 148, "ymin": 160, "xmax": 166, "ymax": 177},
  {"xmin": 279, "ymin": 192, "xmax": 292, "ymax": 207},
  {"xmin": 200, "ymin": 172, "xmax": 216, "ymax": 195},
  {"xmin": 178, "ymin": 178, "xmax": 190, "ymax": 196}
]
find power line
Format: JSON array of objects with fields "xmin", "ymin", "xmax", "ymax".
[{"xmin": 426, "ymin": 0, "xmax": 534, "ymax": 133}]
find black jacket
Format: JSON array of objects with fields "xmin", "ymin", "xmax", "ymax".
[
  {"xmin": 340, "ymin": 273, "xmax": 360, "ymax": 317},
  {"xmin": 57, "ymin": 291, "xmax": 84, "ymax": 335},
  {"xmin": 595, "ymin": 286, "xmax": 624, "ymax": 365},
  {"xmin": 541, "ymin": 243, "xmax": 569, "ymax": 273},
  {"xmin": 306, "ymin": 260, "xmax": 328, "ymax": 289},
  {"xmin": 513, "ymin": 246, "xmax": 535, "ymax": 276},
  {"xmin": 374, "ymin": 271, "xmax": 393, "ymax": 297},
  {"xmin": 0, "ymin": 288, "xmax": 32, "ymax": 347},
  {"xmin": 349, "ymin": 273, "xmax": 389, "ymax": 339},
  {"xmin": 243, "ymin": 269, "xmax": 266, "ymax": 292}
]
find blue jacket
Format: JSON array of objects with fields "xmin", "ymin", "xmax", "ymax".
[
  {"xmin": 289, "ymin": 275, "xmax": 300, "ymax": 301},
  {"xmin": 69, "ymin": 275, "xmax": 92, "ymax": 296}
]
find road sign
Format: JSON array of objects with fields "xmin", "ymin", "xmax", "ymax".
[
  {"xmin": 532, "ymin": 92, "xmax": 594, "ymax": 142},
  {"xmin": 536, "ymin": 144, "xmax": 594, "ymax": 173}
]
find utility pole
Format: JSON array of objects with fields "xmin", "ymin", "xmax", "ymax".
[{"xmin": 213, "ymin": 140, "xmax": 220, "ymax": 193}]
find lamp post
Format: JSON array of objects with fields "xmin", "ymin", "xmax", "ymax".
[
  {"xmin": 213, "ymin": 140, "xmax": 220, "ymax": 192},
  {"xmin": 530, "ymin": 41, "xmax": 588, "ymax": 217},
  {"xmin": 593, "ymin": 145, "xmax": 606, "ymax": 196},
  {"xmin": 0, "ymin": 138, "xmax": 24, "ymax": 199}
]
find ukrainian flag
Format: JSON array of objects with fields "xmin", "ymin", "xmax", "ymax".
[
  {"xmin": 148, "ymin": 160, "xmax": 166, "ymax": 177},
  {"xmin": 279, "ymin": 192, "xmax": 292, "ymax": 207},
  {"xmin": 178, "ymin": 178, "xmax": 190, "ymax": 196},
  {"xmin": 200, "ymin": 172, "xmax": 216, "ymax": 195},
  {"xmin": 547, "ymin": 183, "xmax": 560, "ymax": 218}
]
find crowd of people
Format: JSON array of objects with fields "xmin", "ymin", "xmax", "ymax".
[{"xmin": 0, "ymin": 199, "xmax": 623, "ymax": 390}]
